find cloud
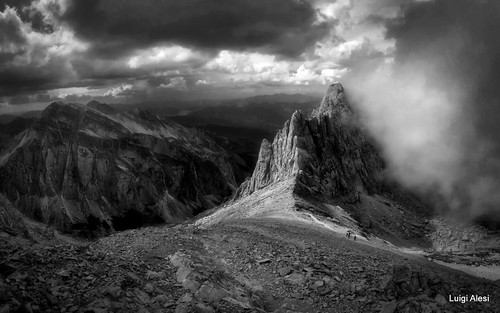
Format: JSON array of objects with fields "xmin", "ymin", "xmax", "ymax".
[
  {"xmin": 195, "ymin": 79, "xmax": 211, "ymax": 86},
  {"xmin": 159, "ymin": 77, "xmax": 188, "ymax": 90},
  {"xmin": 205, "ymin": 50, "xmax": 347, "ymax": 87},
  {"xmin": 315, "ymin": 38, "xmax": 387, "ymax": 69},
  {"xmin": 33, "ymin": 93, "xmax": 51, "ymax": 102},
  {"xmin": 7, "ymin": 95, "xmax": 31, "ymax": 104},
  {"xmin": 0, "ymin": 0, "xmax": 32, "ymax": 9},
  {"xmin": 0, "ymin": 6, "xmax": 27, "ymax": 52},
  {"xmin": 103, "ymin": 84, "xmax": 132, "ymax": 97},
  {"xmin": 0, "ymin": 0, "xmax": 396, "ymax": 102},
  {"xmin": 0, "ymin": 5, "xmax": 86, "ymax": 97},
  {"xmin": 207, "ymin": 51, "xmax": 283, "ymax": 75},
  {"xmin": 345, "ymin": 0, "xmax": 500, "ymax": 225},
  {"xmin": 0, "ymin": 0, "xmax": 332, "ymax": 96},
  {"xmin": 126, "ymin": 46, "xmax": 208, "ymax": 70},
  {"xmin": 320, "ymin": 68, "xmax": 347, "ymax": 81},
  {"xmin": 58, "ymin": 0, "xmax": 330, "ymax": 59},
  {"xmin": 4, "ymin": 0, "xmax": 476, "ymax": 110},
  {"xmin": 286, "ymin": 64, "xmax": 346, "ymax": 85}
]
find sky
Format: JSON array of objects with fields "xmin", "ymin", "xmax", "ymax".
[
  {"xmin": 1, "ymin": 0, "xmax": 500, "ymax": 223},
  {"xmin": 0, "ymin": 0, "xmax": 404, "ymax": 108}
]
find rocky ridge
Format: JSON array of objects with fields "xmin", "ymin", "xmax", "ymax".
[
  {"xmin": 238, "ymin": 83, "xmax": 383, "ymax": 202},
  {"xmin": 0, "ymin": 101, "xmax": 240, "ymax": 234},
  {"xmin": 0, "ymin": 194, "xmax": 28, "ymax": 237}
]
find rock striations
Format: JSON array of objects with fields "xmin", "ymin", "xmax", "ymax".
[
  {"xmin": 0, "ymin": 101, "xmax": 239, "ymax": 234},
  {"xmin": 237, "ymin": 82, "xmax": 384, "ymax": 202}
]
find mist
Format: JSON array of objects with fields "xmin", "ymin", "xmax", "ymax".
[{"xmin": 344, "ymin": 0, "xmax": 500, "ymax": 226}]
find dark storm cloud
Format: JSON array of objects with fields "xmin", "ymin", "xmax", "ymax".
[
  {"xmin": 0, "ymin": 5, "xmax": 26, "ymax": 48},
  {"xmin": 70, "ymin": 50, "xmax": 209, "ymax": 83},
  {"xmin": 59, "ymin": 0, "xmax": 330, "ymax": 58},
  {"xmin": 0, "ymin": 0, "xmax": 54, "ymax": 33},
  {"xmin": 0, "ymin": 7, "xmax": 48, "ymax": 95},
  {"xmin": 0, "ymin": 43, "xmax": 76, "ymax": 97},
  {"xmin": 0, "ymin": 5, "xmax": 77, "ymax": 97},
  {"xmin": 350, "ymin": 0, "xmax": 500, "ymax": 223},
  {"xmin": 0, "ymin": 70, "xmax": 60, "ymax": 96},
  {"xmin": 0, "ymin": 0, "xmax": 31, "ymax": 10}
]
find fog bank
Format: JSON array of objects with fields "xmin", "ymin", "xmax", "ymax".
[{"xmin": 344, "ymin": 0, "xmax": 500, "ymax": 225}]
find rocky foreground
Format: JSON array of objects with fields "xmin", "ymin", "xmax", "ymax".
[{"xmin": 1, "ymin": 217, "xmax": 499, "ymax": 313}]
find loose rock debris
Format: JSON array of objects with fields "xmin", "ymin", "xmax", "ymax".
[{"xmin": 1, "ymin": 219, "xmax": 499, "ymax": 312}]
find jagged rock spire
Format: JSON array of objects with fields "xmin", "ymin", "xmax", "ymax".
[
  {"xmin": 236, "ymin": 82, "xmax": 384, "ymax": 202},
  {"xmin": 311, "ymin": 82, "xmax": 353, "ymax": 121}
]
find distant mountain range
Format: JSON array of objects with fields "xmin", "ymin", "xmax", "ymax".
[
  {"xmin": 0, "ymin": 100, "xmax": 243, "ymax": 235},
  {"xmin": 0, "ymin": 110, "xmax": 42, "ymax": 124},
  {"xmin": 0, "ymin": 93, "xmax": 322, "ymax": 179}
]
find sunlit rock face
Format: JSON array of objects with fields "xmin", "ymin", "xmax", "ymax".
[
  {"xmin": 0, "ymin": 101, "xmax": 239, "ymax": 233},
  {"xmin": 237, "ymin": 83, "xmax": 384, "ymax": 202}
]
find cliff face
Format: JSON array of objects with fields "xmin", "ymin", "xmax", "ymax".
[
  {"xmin": 0, "ymin": 101, "xmax": 239, "ymax": 233},
  {"xmin": 238, "ymin": 83, "xmax": 384, "ymax": 202},
  {"xmin": 0, "ymin": 194, "xmax": 28, "ymax": 236}
]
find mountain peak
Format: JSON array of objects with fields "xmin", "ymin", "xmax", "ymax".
[
  {"xmin": 40, "ymin": 101, "xmax": 85, "ymax": 121},
  {"xmin": 86, "ymin": 99, "xmax": 102, "ymax": 107},
  {"xmin": 42, "ymin": 100, "xmax": 69, "ymax": 113},
  {"xmin": 236, "ymin": 82, "xmax": 383, "ymax": 201},
  {"xmin": 326, "ymin": 82, "xmax": 344, "ymax": 98},
  {"xmin": 311, "ymin": 82, "xmax": 353, "ymax": 120}
]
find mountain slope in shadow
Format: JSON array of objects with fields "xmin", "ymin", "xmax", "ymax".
[{"xmin": 0, "ymin": 101, "xmax": 242, "ymax": 235}]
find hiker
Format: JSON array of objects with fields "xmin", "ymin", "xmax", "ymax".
[{"xmin": 354, "ymin": 235, "xmax": 357, "ymax": 241}]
